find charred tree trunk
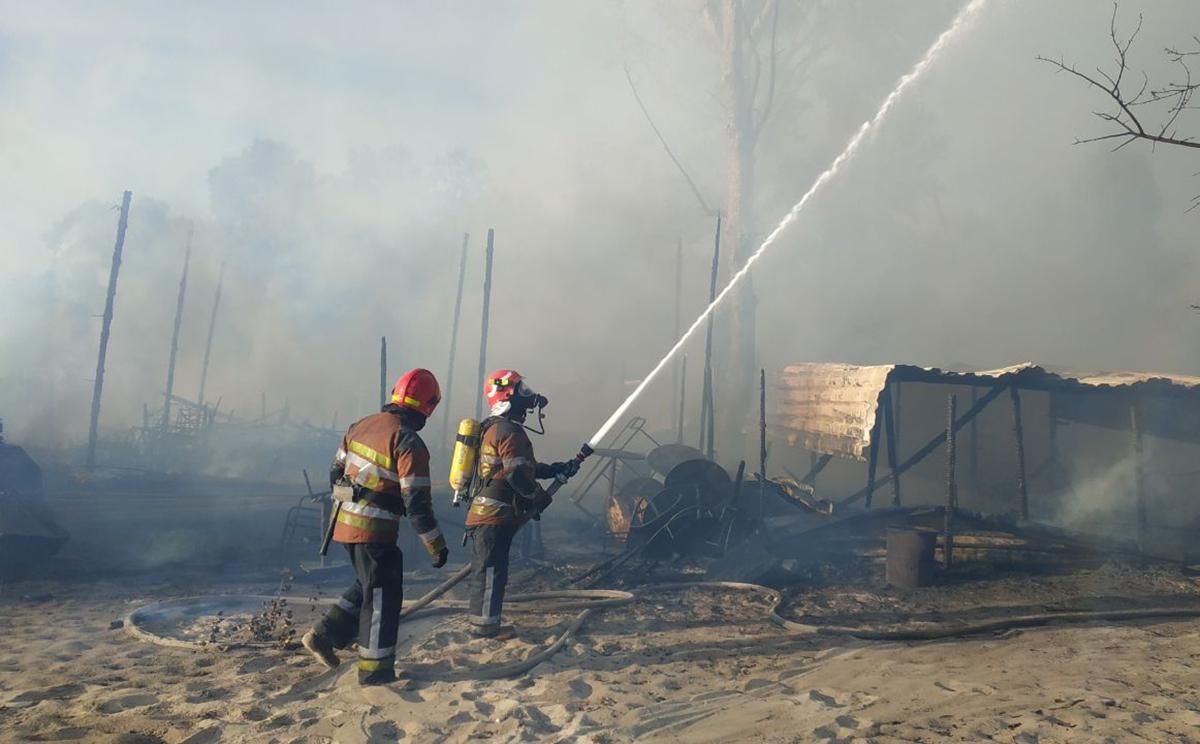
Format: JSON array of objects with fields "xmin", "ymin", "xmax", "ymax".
[{"xmin": 720, "ymin": 0, "xmax": 763, "ymax": 449}]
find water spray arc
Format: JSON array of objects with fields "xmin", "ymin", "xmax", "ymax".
[{"xmin": 584, "ymin": 0, "xmax": 989, "ymax": 452}]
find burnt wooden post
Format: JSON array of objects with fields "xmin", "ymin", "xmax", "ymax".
[
  {"xmin": 440, "ymin": 232, "xmax": 470, "ymax": 451},
  {"xmin": 968, "ymin": 385, "xmax": 979, "ymax": 494},
  {"xmin": 699, "ymin": 215, "xmax": 720, "ymax": 459},
  {"xmin": 86, "ymin": 190, "xmax": 133, "ymax": 469},
  {"xmin": 758, "ymin": 368, "xmax": 767, "ymax": 522},
  {"xmin": 197, "ymin": 260, "xmax": 224, "ymax": 407},
  {"xmin": 883, "ymin": 386, "xmax": 902, "ymax": 506},
  {"xmin": 943, "ymin": 393, "xmax": 958, "ymax": 567},
  {"xmin": 379, "ymin": 336, "xmax": 388, "ymax": 409},
  {"xmin": 1009, "ymin": 381, "xmax": 1029, "ymax": 519},
  {"xmin": 161, "ymin": 223, "xmax": 192, "ymax": 431},
  {"xmin": 1129, "ymin": 398, "xmax": 1147, "ymax": 550},
  {"xmin": 474, "ymin": 228, "xmax": 495, "ymax": 421},
  {"xmin": 676, "ymin": 353, "xmax": 688, "ymax": 444}
]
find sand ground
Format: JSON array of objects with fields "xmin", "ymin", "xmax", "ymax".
[{"xmin": 2, "ymin": 565, "xmax": 1200, "ymax": 743}]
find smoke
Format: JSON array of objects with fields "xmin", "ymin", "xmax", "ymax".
[{"xmin": 2, "ymin": 1, "xmax": 1200, "ymax": 470}]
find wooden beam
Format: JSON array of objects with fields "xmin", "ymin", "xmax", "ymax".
[{"xmin": 1009, "ymin": 382, "xmax": 1029, "ymax": 519}]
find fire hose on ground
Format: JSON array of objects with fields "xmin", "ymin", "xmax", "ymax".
[{"xmin": 124, "ymin": 564, "xmax": 1200, "ymax": 680}]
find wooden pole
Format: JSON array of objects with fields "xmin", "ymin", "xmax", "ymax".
[
  {"xmin": 671, "ymin": 238, "xmax": 682, "ymax": 434},
  {"xmin": 197, "ymin": 260, "xmax": 224, "ymax": 407},
  {"xmin": 883, "ymin": 387, "xmax": 902, "ymax": 506},
  {"xmin": 86, "ymin": 190, "xmax": 132, "ymax": 469},
  {"xmin": 441, "ymin": 232, "xmax": 470, "ymax": 449},
  {"xmin": 943, "ymin": 393, "xmax": 958, "ymax": 568},
  {"xmin": 474, "ymin": 228, "xmax": 495, "ymax": 421},
  {"xmin": 1130, "ymin": 399, "xmax": 1147, "ymax": 550},
  {"xmin": 379, "ymin": 336, "xmax": 388, "ymax": 409},
  {"xmin": 700, "ymin": 215, "xmax": 720, "ymax": 459},
  {"xmin": 161, "ymin": 222, "xmax": 192, "ymax": 432},
  {"xmin": 758, "ymin": 368, "xmax": 767, "ymax": 522},
  {"xmin": 676, "ymin": 353, "xmax": 688, "ymax": 444},
  {"xmin": 1009, "ymin": 382, "xmax": 1029, "ymax": 519}
]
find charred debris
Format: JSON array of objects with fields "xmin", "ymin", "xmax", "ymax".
[{"xmin": 563, "ymin": 362, "xmax": 1200, "ymax": 593}]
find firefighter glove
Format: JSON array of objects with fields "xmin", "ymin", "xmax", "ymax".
[
  {"xmin": 532, "ymin": 489, "xmax": 553, "ymax": 515},
  {"xmin": 432, "ymin": 546, "xmax": 449, "ymax": 569},
  {"xmin": 548, "ymin": 460, "xmax": 580, "ymax": 478}
]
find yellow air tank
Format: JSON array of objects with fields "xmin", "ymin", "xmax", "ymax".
[{"xmin": 448, "ymin": 418, "xmax": 482, "ymax": 506}]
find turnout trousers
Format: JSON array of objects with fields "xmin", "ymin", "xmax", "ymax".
[
  {"xmin": 313, "ymin": 542, "xmax": 403, "ymax": 683},
  {"xmin": 467, "ymin": 522, "xmax": 517, "ymax": 632}
]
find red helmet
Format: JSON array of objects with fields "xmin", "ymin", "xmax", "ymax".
[
  {"xmin": 391, "ymin": 368, "xmax": 441, "ymax": 418},
  {"xmin": 485, "ymin": 369, "xmax": 541, "ymax": 416}
]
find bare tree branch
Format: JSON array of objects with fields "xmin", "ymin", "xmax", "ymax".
[
  {"xmin": 1037, "ymin": 4, "xmax": 1200, "ymax": 152},
  {"xmin": 623, "ymin": 64, "xmax": 719, "ymax": 216}
]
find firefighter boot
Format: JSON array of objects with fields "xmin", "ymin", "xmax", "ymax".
[
  {"xmin": 471, "ymin": 623, "xmax": 517, "ymax": 641},
  {"xmin": 301, "ymin": 630, "xmax": 340, "ymax": 670},
  {"xmin": 359, "ymin": 667, "xmax": 397, "ymax": 686}
]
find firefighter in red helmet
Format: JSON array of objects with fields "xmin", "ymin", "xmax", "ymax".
[
  {"xmin": 465, "ymin": 369, "xmax": 579, "ymax": 639},
  {"xmin": 302, "ymin": 368, "xmax": 449, "ymax": 685}
]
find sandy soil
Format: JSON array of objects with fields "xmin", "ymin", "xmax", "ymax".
[{"xmin": 3, "ymin": 565, "xmax": 1200, "ymax": 743}]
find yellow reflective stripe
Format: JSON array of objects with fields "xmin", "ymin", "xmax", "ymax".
[
  {"xmin": 344, "ymin": 453, "xmax": 400, "ymax": 488},
  {"xmin": 336, "ymin": 511, "xmax": 399, "ymax": 533},
  {"xmin": 357, "ymin": 658, "xmax": 391, "ymax": 671},
  {"xmin": 348, "ymin": 440, "xmax": 392, "ymax": 469},
  {"xmin": 390, "ymin": 393, "xmax": 423, "ymax": 408},
  {"xmin": 341, "ymin": 501, "xmax": 399, "ymax": 520},
  {"xmin": 418, "ymin": 528, "xmax": 445, "ymax": 553}
]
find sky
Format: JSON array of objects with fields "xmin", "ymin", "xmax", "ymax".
[{"xmin": 1, "ymin": 0, "xmax": 1198, "ymax": 461}]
